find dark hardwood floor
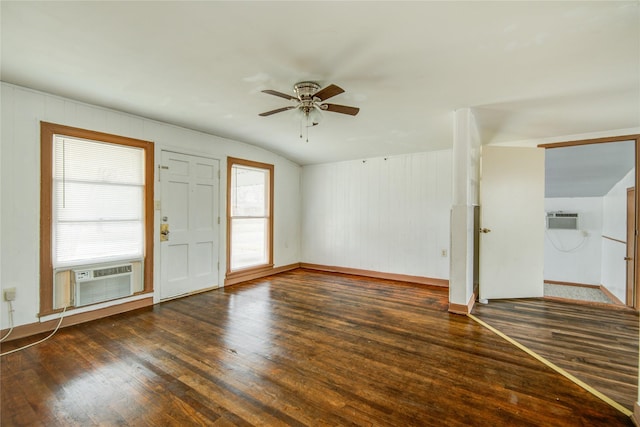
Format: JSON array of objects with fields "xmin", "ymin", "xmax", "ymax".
[
  {"xmin": 1, "ymin": 269, "xmax": 633, "ymax": 426},
  {"xmin": 472, "ymin": 297, "xmax": 639, "ymax": 412}
]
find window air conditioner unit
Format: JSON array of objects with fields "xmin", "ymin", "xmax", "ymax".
[
  {"xmin": 546, "ymin": 212, "xmax": 579, "ymax": 230},
  {"xmin": 73, "ymin": 263, "xmax": 134, "ymax": 307}
]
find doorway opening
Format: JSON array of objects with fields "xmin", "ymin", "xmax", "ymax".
[{"xmin": 541, "ymin": 135, "xmax": 639, "ymax": 309}]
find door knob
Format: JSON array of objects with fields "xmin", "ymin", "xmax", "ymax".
[
  {"xmin": 625, "ymin": 257, "xmax": 633, "ymax": 261},
  {"xmin": 480, "ymin": 228, "xmax": 492, "ymax": 233}
]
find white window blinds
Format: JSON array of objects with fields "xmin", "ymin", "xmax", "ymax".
[
  {"xmin": 230, "ymin": 164, "xmax": 269, "ymax": 270},
  {"xmin": 52, "ymin": 136, "xmax": 145, "ymax": 268}
]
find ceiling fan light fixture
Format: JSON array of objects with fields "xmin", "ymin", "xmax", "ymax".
[
  {"xmin": 306, "ymin": 105, "xmax": 323, "ymax": 124},
  {"xmin": 291, "ymin": 105, "xmax": 321, "ymax": 122},
  {"xmin": 259, "ymin": 81, "xmax": 359, "ymax": 141}
]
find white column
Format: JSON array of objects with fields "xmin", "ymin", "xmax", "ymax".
[{"xmin": 449, "ymin": 108, "xmax": 480, "ymax": 313}]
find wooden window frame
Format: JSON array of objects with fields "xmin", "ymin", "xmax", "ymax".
[
  {"xmin": 226, "ymin": 157, "xmax": 274, "ymax": 282},
  {"xmin": 40, "ymin": 122, "xmax": 154, "ymax": 316}
]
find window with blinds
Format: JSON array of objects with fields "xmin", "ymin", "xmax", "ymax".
[
  {"xmin": 227, "ymin": 157, "xmax": 274, "ymax": 274},
  {"xmin": 40, "ymin": 122, "xmax": 154, "ymax": 316},
  {"xmin": 52, "ymin": 136, "xmax": 145, "ymax": 267}
]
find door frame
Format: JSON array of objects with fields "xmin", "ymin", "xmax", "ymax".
[
  {"xmin": 539, "ymin": 134, "xmax": 640, "ymax": 309},
  {"xmin": 628, "ymin": 187, "xmax": 636, "ymax": 307}
]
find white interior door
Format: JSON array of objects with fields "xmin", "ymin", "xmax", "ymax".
[
  {"xmin": 160, "ymin": 151, "xmax": 219, "ymax": 299},
  {"xmin": 479, "ymin": 146, "xmax": 545, "ymax": 300}
]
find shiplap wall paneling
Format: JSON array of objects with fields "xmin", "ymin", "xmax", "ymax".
[
  {"xmin": 1, "ymin": 83, "xmax": 302, "ymax": 329},
  {"xmin": 301, "ymin": 150, "xmax": 452, "ymax": 280}
]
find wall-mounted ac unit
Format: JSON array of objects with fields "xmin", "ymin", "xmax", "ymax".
[
  {"xmin": 73, "ymin": 263, "xmax": 134, "ymax": 307},
  {"xmin": 546, "ymin": 212, "xmax": 579, "ymax": 230}
]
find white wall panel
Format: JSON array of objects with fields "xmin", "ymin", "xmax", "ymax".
[
  {"xmin": 1, "ymin": 83, "xmax": 301, "ymax": 329},
  {"xmin": 602, "ymin": 169, "xmax": 634, "ymax": 240},
  {"xmin": 544, "ymin": 197, "xmax": 603, "ymax": 285},
  {"xmin": 3, "ymin": 87, "xmax": 46, "ymax": 328},
  {"xmin": 601, "ymin": 169, "xmax": 634, "ymax": 302},
  {"xmin": 450, "ymin": 108, "xmax": 481, "ymax": 306},
  {"xmin": 302, "ymin": 150, "xmax": 452, "ymax": 280}
]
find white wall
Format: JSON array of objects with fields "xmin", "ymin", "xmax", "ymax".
[
  {"xmin": 450, "ymin": 108, "xmax": 480, "ymax": 307},
  {"xmin": 301, "ymin": 150, "xmax": 452, "ymax": 279},
  {"xmin": 0, "ymin": 83, "xmax": 301, "ymax": 329},
  {"xmin": 544, "ymin": 197, "xmax": 603, "ymax": 285},
  {"xmin": 601, "ymin": 169, "xmax": 634, "ymax": 302}
]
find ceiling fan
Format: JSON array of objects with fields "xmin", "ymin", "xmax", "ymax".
[{"xmin": 259, "ymin": 82, "xmax": 360, "ymax": 123}]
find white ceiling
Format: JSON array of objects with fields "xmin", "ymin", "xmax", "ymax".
[
  {"xmin": 545, "ymin": 140, "xmax": 635, "ymax": 198},
  {"xmin": 1, "ymin": 1, "xmax": 639, "ymax": 165}
]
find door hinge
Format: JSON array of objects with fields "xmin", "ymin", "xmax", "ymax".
[
  {"xmin": 218, "ymin": 217, "xmax": 220, "ymax": 224},
  {"xmin": 217, "ymin": 262, "xmax": 220, "ymax": 270},
  {"xmin": 218, "ymin": 169, "xmax": 221, "ymax": 179}
]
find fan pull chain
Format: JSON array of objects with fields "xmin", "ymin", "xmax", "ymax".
[{"xmin": 299, "ymin": 114, "xmax": 310, "ymax": 142}]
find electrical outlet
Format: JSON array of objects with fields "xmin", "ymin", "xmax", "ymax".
[{"xmin": 4, "ymin": 288, "xmax": 16, "ymax": 301}]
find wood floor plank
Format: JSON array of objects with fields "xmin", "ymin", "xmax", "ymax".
[
  {"xmin": 1, "ymin": 269, "xmax": 634, "ymax": 426},
  {"xmin": 472, "ymin": 297, "xmax": 638, "ymax": 411}
]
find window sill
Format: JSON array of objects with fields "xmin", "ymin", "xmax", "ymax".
[{"xmin": 38, "ymin": 290, "xmax": 154, "ymax": 318}]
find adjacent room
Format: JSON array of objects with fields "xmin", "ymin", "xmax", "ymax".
[
  {"xmin": 1, "ymin": 1, "xmax": 639, "ymax": 425},
  {"xmin": 543, "ymin": 140, "xmax": 636, "ymax": 306}
]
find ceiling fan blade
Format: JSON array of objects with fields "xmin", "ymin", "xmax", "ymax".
[
  {"xmin": 313, "ymin": 84, "xmax": 344, "ymax": 101},
  {"xmin": 321, "ymin": 103, "xmax": 360, "ymax": 116},
  {"xmin": 259, "ymin": 106, "xmax": 296, "ymax": 116},
  {"xmin": 262, "ymin": 89, "xmax": 298, "ymax": 101}
]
